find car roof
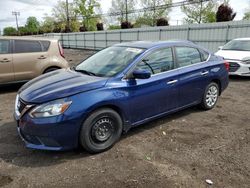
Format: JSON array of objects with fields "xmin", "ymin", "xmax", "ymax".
[
  {"xmin": 0, "ymin": 36, "xmax": 58, "ymax": 42},
  {"xmin": 114, "ymin": 40, "xmax": 200, "ymax": 49}
]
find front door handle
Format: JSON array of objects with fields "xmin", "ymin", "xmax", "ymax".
[
  {"xmin": 167, "ymin": 79, "xmax": 178, "ymax": 84},
  {"xmin": 0, "ymin": 58, "xmax": 10, "ymax": 63},
  {"xmin": 38, "ymin": 56, "xmax": 47, "ymax": 59},
  {"xmin": 201, "ymin": 71, "xmax": 209, "ymax": 76}
]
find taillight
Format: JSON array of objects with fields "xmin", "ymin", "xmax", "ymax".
[
  {"xmin": 224, "ymin": 61, "xmax": 229, "ymax": 71},
  {"xmin": 58, "ymin": 41, "xmax": 65, "ymax": 58}
]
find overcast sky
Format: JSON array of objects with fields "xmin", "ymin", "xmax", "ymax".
[{"xmin": 0, "ymin": 0, "xmax": 249, "ymax": 33}]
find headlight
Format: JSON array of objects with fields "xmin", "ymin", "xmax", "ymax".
[{"xmin": 29, "ymin": 99, "xmax": 72, "ymax": 118}]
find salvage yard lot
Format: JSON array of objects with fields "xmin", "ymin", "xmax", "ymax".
[{"xmin": 0, "ymin": 49, "xmax": 250, "ymax": 188}]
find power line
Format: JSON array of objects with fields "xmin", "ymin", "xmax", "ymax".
[
  {"xmin": 12, "ymin": 11, "xmax": 20, "ymax": 32},
  {"xmin": 76, "ymin": 0, "xmax": 211, "ymax": 19}
]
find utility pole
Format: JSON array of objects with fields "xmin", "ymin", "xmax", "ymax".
[
  {"xmin": 12, "ymin": 11, "xmax": 20, "ymax": 32},
  {"xmin": 125, "ymin": 0, "xmax": 128, "ymax": 22},
  {"xmin": 66, "ymin": 0, "xmax": 70, "ymax": 32}
]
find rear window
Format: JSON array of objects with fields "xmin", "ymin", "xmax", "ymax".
[
  {"xmin": 14, "ymin": 40, "xmax": 42, "ymax": 53},
  {"xmin": 40, "ymin": 41, "xmax": 50, "ymax": 51},
  {"xmin": 0, "ymin": 40, "xmax": 10, "ymax": 54}
]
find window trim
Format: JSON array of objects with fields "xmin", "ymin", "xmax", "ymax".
[
  {"xmin": 13, "ymin": 39, "xmax": 43, "ymax": 54},
  {"xmin": 122, "ymin": 45, "xmax": 211, "ymax": 81}
]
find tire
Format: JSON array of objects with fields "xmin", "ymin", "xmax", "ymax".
[
  {"xmin": 79, "ymin": 108, "xmax": 123, "ymax": 153},
  {"xmin": 44, "ymin": 67, "xmax": 59, "ymax": 73},
  {"xmin": 200, "ymin": 82, "xmax": 219, "ymax": 110}
]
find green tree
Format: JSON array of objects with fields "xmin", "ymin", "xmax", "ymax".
[
  {"xmin": 135, "ymin": 0, "xmax": 172, "ymax": 27},
  {"xmin": 40, "ymin": 15, "xmax": 55, "ymax": 33},
  {"xmin": 25, "ymin": 17, "xmax": 40, "ymax": 34},
  {"xmin": 243, "ymin": 9, "xmax": 250, "ymax": 20},
  {"xmin": 181, "ymin": 0, "xmax": 218, "ymax": 24},
  {"xmin": 52, "ymin": 0, "xmax": 79, "ymax": 32},
  {"xmin": 3, "ymin": 27, "xmax": 17, "ymax": 36},
  {"xmin": 243, "ymin": 12, "xmax": 250, "ymax": 20},
  {"xmin": 74, "ymin": 0, "xmax": 101, "ymax": 31},
  {"xmin": 18, "ymin": 26, "xmax": 28, "ymax": 35},
  {"xmin": 109, "ymin": 0, "xmax": 135, "ymax": 23}
]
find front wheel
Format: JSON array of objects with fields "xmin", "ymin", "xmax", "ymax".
[
  {"xmin": 79, "ymin": 108, "xmax": 123, "ymax": 153},
  {"xmin": 200, "ymin": 82, "xmax": 219, "ymax": 110}
]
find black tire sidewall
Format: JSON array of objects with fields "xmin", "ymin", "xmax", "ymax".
[
  {"xmin": 202, "ymin": 82, "xmax": 219, "ymax": 110},
  {"xmin": 80, "ymin": 108, "xmax": 122, "ymax": 153}
]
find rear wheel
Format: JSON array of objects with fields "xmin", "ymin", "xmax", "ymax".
[
  {"xmin": 200, "ymin": 82, "xmax": 219, "ymax": 110},
  {"xmin": 79, "ymin": 108, "xmax": 122, "ymax": 153}
]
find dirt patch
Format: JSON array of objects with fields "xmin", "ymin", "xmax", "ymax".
[
  {"xmin": 0, "ymin": 49, "xmax": 249, "ymax": 187},
  {"xmin": 0, "ymin": 174, "xmax": 13, "ymax": 187}
]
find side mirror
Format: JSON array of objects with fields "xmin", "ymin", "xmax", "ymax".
[
  {"xmin": 133, "ymin": 69, "xmax": 151, "ymax": 79},
  {"xmin": 218, "ymin": 46, "xmax": 223, "ymax": 50}
]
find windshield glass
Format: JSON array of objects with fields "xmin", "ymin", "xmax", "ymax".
[
  {"xmin": 222, "ymin": 40, "xmax": 250, "ymax": 51},
  {"xmin": 75, "ymin": 46, "xmax": 144, "ymax": 77}
]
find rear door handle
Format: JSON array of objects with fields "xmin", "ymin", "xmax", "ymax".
[
  {"xmin": 201, "ymin": 71, "xmax": 209, "ymax": 76},
  {"xmin": 0, "ymin": 58, "xmax": 10, "ymax": 63},
  {"xmin": 167, "ymin": 79, "xmax": 178, "ymax": 84},
  {"xmin": 38, "ymin": 56, "xmax": 47, "ymax": 59}
]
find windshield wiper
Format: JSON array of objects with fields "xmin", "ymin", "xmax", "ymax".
[{"xmin": 74, "ymin": 68, "xmax": 97, "ymax": 76}]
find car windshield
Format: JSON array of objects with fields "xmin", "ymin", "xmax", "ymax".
[
  {"xmin": 222, "ymin": 40, "xmax": 250, "ymax": 51},
  {"xmin": 75, "ymin": 46, "xmax": 144, "ymax": 77}
]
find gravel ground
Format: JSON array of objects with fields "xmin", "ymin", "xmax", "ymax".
[{"xmin": 0, "ymin": 49, "xmax": 250, "ymax": 188}]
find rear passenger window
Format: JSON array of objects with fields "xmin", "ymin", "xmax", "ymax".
[
  {"xmin": 175, "ymin": 47, "xmax": 201, "ymax": 67},
  {"xmin": 40, "ymin": 41, "xmax": 50, "ymax": 51},
  {"xmin": 136, "ymin": 48, "xmax": 174, "ymax": 74},
  {"xmin": 14, "ymin": 40, "xmax": 42, "ymax": 53},
  {"xmin": 0, "ymin": 40, "xmax": 10, "ymax": 54}
]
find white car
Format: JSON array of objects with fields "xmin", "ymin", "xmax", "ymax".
[{"xmin": 215, "ymin": 38, "xmax": 250, "ymax": 76}]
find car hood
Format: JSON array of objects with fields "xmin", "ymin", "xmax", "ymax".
[
  {"xmin": 215, "ymin": 50, "xmax": 250, "ymax": 61},
  {"xmin": 19, "ymin": 69, "xmax": 108, "ymax": 104}
]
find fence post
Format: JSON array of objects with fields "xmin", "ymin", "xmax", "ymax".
[
  {"xmin": 159, "ymin": 29, "xmax": 162, "ymax": 40},
  {"xmin": 225, "ymin": 24, "xmax": 230, "ymax": 43},
  {"xmin": 68, "ymin": 33, "xmax": 70, "ymax": 48},
  {"xmin": 105, "ymin": 31, "xmax": 108, "ymax": 47},
  {"xmin": 83, "ymin": 33, "xmax": 86, "ymax": 49},
  {"xmin": 137, "ymin": 30, "xmax": 140, "ymax": 41},
  {"xmin": 120, "ymin": 31, "xmax": 122, "ymax": 43},
  {"xmin": 75, "ymin": 33, "xmax": 77, "ymax": 49},
  {"xmin": 94, "ymin": 32, "xmax": 96, "ymax": 50},
  {"xmin": 187, "ymin": 26, "xmax": 190, "ymax": 40}
]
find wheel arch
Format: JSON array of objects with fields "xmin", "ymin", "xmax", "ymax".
[
  {"xmin": 83, "ymin": 103, "xmax": 130, "ymax": 132},
  {"xmin": 43, "ymin": 66, "xmax": 62, "ymax": 74},
  {"xmin": 210, "ymin": 79, "xmax": 222, "ymax": 95}
]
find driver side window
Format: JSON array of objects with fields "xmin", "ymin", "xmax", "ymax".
[{"xmin": 136, "ymin": 47, "xmax": 174, "ymax": 75}]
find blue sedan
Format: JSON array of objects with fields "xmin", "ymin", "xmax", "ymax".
[{"xmin": 14, "ymin": 41, "xmax": 229, "ymax": 153}]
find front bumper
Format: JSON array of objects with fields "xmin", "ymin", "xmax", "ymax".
[
  {"xmin": 14, "ymin": 97, "xmax": 84, "ymax": 151},
  {"xmin": 228, "ymin": 61, "xmax": 250, "ymax": 76}
]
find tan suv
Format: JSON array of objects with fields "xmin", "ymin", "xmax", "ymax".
[{"xmin": 0, "ymin": 36, "xmax": 69, "ymax": 85}]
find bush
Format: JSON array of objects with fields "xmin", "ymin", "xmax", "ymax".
[
  {"xmin": 96, "ymin": 23, "xmax": 104, "ymax": 31},
  {"xmin": 79, "ymin": 25, "xmax": 88, "ymax": 32},
  {"xmin": 156, "ymin": 18, "xmax": 169, "ymax": 26},
  {"xmin": 216, "ymin": 4, "xmax": 236, "ymax": 22},
  {"xmin": 121, "ymin": 21, "xmax": 133, "ymax": 29}
]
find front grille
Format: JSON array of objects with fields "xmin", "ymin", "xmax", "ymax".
[
  {"xmin": 18, "ymin": 100, "xmax": 26, "ymax": 113},
  {"xmin": 228, "ymin": 62, "xmax": 240, "ymax": 72}
]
